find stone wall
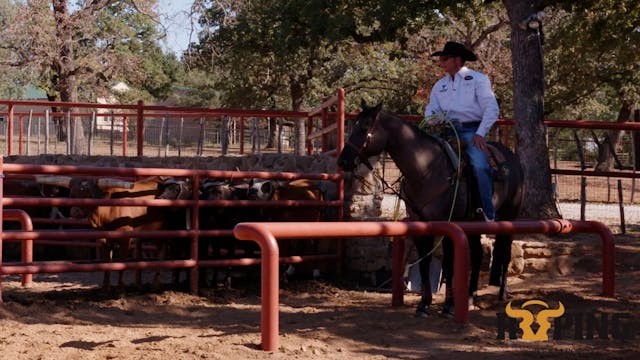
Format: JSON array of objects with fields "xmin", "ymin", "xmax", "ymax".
[{"xmin": 4, "ymin": 153, "xmax": 339, "ymax": 174}]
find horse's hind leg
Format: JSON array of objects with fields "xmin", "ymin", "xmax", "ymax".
[
  {"xmin": 490, "ymin": 234, "xmax": 513, "ymax": 301},
  {"xmin": 468, "ymin": 234, "xmax": 483, "ymax": 309},
  {"xmin": 441, "ymin": 237, "xmax": 454, "ymax": 314}
]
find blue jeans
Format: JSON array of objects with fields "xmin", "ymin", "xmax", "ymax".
[{"xmin": 455, "ymin": 125, "xmax": 495, "ymax": 220}]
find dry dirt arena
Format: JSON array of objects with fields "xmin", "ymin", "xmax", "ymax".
[{"xmin": 0, "ymin": 232, "xmax": 639, "ymax": 360}]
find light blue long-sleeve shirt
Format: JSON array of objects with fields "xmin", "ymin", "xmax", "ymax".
[{"xmin": 424, "ymin": 66, "xmax": 499, "ymax": 138}]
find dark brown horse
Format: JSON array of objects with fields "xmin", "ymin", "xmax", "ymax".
[{"xmin": 337, "ymin": 102, "xmax": 524, "ymax": 316}]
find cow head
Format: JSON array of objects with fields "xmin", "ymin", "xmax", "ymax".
[
  {"xmin": 200, "ymin": 179, "xmax": 248, "ymax": 200},
  {"xmin": 36, "ymin": 175, "xmax": 134, "ymax": 218},
  {"xmin": 157, "ymin": 177, "xmax": 193, "ymax": 200},
  {"xmin": 247, "ymin": 179, "xmax": 277, "ymax": 200}
]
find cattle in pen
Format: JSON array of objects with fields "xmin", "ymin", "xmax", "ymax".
[
  {"xmin": 246, "ymin": 179, "xmax": 331, "ymax": 279},
  {"xmin": 153, "ymin": 177, "xmax": 194, "ymax": 288},
  {"xmin": 197, "ymin": 178, "xmax": 252, "ymax": 287},
  {"xmin": 36, "ymin": 175, "xmax": 169, "ymax": 291}
]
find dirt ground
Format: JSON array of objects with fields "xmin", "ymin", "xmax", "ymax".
[{"xmin": 0, "ymin": 232, "xmax": 639, "ymax": 360}]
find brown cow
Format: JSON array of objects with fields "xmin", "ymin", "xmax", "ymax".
[
  {"xmin": 36, "ymin": 175, "xmax": 165, "ymax": 291},
  {"xmin": 254, "ymin": 179, "xmax": 332, "ymax": 280}
]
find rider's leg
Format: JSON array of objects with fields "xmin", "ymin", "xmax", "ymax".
[{"xmin": 458, "ymin": 129, "xmax": 495, "ymax": 220}]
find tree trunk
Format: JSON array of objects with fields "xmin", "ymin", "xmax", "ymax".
[
  {"xmin": 266, "ymin": 117, "xmax": 277, "ymax": 148},
  {"xmin": 290, "ymin": 82, "xmax": 306, "ymax": 156},
  {"xmin": 634, "ymin": 109, "xmax": 640, "ymax": 169},
  {"xmin": 594, "ymin": 99, "xmax": 633, "ymax": 171},
  {"xmin": 53, "ymin": 0, "xmax": 86, "ymax": 154},
  {"xmin": 503, "ymin": 0, "xmax": 560, "ymax": 219}
]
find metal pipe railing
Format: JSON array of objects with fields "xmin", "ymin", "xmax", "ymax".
[
  {"xmin": 2, "ymin": 209, "xmax": 34, "ymax": 288},
  {"xmin": 233, "ymin": 219, "xmax": 616, "ymax": 352},
  {"xmin": 1, "ymin": 161, "xmax": 344, "ymax": 295},
  {"xmin": 233, "ymin": 221, "xmax": 470, "ymax": 352}
]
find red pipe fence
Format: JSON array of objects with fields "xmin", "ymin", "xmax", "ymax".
[{"xmin": 233, "ymin": 219, "xmax": 615, "ymax": 352}]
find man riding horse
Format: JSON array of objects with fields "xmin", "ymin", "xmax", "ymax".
[{"xmin": 425, "ymin": 41, "xmax": 499, "ymax": 222}]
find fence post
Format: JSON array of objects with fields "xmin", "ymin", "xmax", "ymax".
[
  {"xmin": 7, "ymin": 104, "xmax": 13, "ymax": 155},
  {"xmin": 580, "ymin": 176, "xmax": 586, "ymax": 221},
  {"xmin": 239, "ymin": 117, "xmax": 245, "ymax": 155},
  {"xmin": 88, "ymin": 112, "xmax": 95, "ymax": 156},
  {"xmin": 0, "ymin": 156, "xmax": 3, "ymax": 301},
  {"xmin": 19, "ymin": 115, "xmax": 23, "ymax": 155},
  {"xmin": 37, "ymin": 116, "xmax": 41, "ymax": 155},
  {"xmin": 26, "ymin": 111, "xmax": 33, "ymax": 155},
  {"xmin": 122, "ymin": 116, "xmax": 128, "ymax": 156},
  {"xmin": 137, "ymin": 100, "xmax": 144, "ymax": 157},
  {"xmin": 177, "ymin": 117, "xmax": 183, "ymax": 157},
  {"xmin": 617, "ymin": 180, "xmax": 626, "ymax": 234},
  {"xmin": 110, "ymin": 111, "xmax": 115, "ymax": 156},
  {"xmin": 66, "ymin": 111, "xmax": 71, "ymax": 155},
  {"xmin": 197, "ymin": 118, "xmax": 204, "ymax": 156},
  {"xmin": 337, "ymin": 88, "xmax": 345, "ymax": 154}
]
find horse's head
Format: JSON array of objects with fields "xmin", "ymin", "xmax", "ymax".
[{"xmin": 338, "ymin": 100, "xmax": 387, "ymax": 172}]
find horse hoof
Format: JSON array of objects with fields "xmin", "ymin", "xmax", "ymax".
[
  {"xmin": 415, "ymin": 307, "xmax": 431, "ymax": 318},
  {"xmin": 468, "ymin": 296, "xmax": 480, "ymax": 311},
  {"xmin": 442, "ymin": 304, "xmax": 454, "ymax": 317}
]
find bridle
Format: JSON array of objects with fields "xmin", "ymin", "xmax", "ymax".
[{"xmin": 344, "ymin": 110, "xmax": 382, "ymax": 171}]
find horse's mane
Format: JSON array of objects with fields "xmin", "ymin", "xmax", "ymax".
[{"xmin": 380, "ymin": 110, "xmax": 439, "ymax": 144}]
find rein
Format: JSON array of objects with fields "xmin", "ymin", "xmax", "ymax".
[
  {"xmin": 369, "ymin": 123, "xmax": 465, "ymax": 261},
  {"xmin": 344, "ymin": 110, "xmax": 383, "ymax": 171}
]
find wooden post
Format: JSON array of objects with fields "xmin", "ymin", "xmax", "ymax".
[
  {"xmin": 178, "ymin": 117, "xmax": 184, "ymax": 157},
  {"xmin": 66, "ymin": 110, "xmax": 71, "ymax": 155},
  {"xmin": 580, "ymin": 176, "xmax": 587, "ymax": 221},
  {"xmin": 122, "ymin": 116, "xmax": 128, "ymax": 156},
  {"xmin": 18, "ymin": 115, "xmax": 23, "ymax": 155},
  {"xmin": 37, "ymin": 116, "xmax": 41, "ymax": 155},
  {"xmin": 137, "ymin": 100, "xmax": 144, "ymax": 157},
  {"xmin": 26, "ymin": 111, "xmax": 33, "ymax": 155},
  {"xmin": 239, "ymin": 117, "xmax": 245, "ymax": 155},
  {"xmin": 164, "ymin": 116, "xmax": 170, "ymax": 157},
  {"xmin": 45, "ymin": 109, "xmax": 50, "ymax": 154},
  {"xmin": 221, "ymin": 116, "xmax": 229, "ymax": 155},
  {"xmin": 158, "ymin": 116, "xmax": 166, "ymax": 157},
  {"xmin": 196, "ymin": 118, "xmax": 204, "ymax": 156},
  {"xmin": 7, "ymin": 104, "xmax": 13, "ymax": 155},
  {"xmin": 88, "ymin": 112, "xmax": 95, "ymax": 156},
  {"xmin": 632, "ymin": 109, "xmax": 639, "ymax": 203},
  {"xmin": 617, "ymin": 180, "xmax": 626, "ymax": 234},
  {"xmin": 277, "ymin": 118, "xmax": 283, "ymax": 154},
  {"xmin": 109, "ymin": 111, "xmax": 115, "ymax": 156},
  {"xmin": 307, "ymin": 115, "xmax": 314, "ymax": 155}
]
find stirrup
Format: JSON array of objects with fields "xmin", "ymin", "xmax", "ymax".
[{"xmin": 476, "ymin": 208, "xmax": 494, "ymax": 222}]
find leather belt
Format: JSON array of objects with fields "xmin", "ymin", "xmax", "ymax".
[{"xmin": 460, "ymin": 121, "xmax": 481, "ymax": 128}]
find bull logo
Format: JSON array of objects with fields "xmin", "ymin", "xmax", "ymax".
[{"xmin": 505, "ymin": 300, "xmax": 565, "ymax": 341}]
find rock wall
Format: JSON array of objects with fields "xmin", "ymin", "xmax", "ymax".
[{"xmin": 4, "ymin": 153, "xmax": 339, "ymax": 174}]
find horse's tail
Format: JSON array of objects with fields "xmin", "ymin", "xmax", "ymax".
[{"xmin": 489, "ymin": 142, "xmax": 525, "ymax": 220}]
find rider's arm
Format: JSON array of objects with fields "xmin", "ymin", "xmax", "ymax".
[{"xmin": 475, "ymin": 74, "xmax": 499, "ymax": 138}]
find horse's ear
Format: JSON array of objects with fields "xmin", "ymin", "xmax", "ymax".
[
  {"xmin": 374, "ymin": 102, "xmax": 383, "ymax": 112},
  {"xmin": 360, "ymin": 98, "xmax": 368, "ymax": 110}
]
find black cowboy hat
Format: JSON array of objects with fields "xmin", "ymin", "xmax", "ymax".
[{"xmin": 431, "ymin": 41, "xmax": 477, "ymax": 61}]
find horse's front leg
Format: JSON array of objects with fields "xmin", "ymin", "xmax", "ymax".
[
  {"xmin": 412, "ymin": 235, "xmax": 434, "ymax": 317},
  {"xmin": 468, "ymin": 234, "xmax": 483, "ymax": 310}
]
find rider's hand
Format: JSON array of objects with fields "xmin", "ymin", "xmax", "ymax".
[{"xmin": 472, "ymin": 134, "xmax": 488, "ymax": 152}]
